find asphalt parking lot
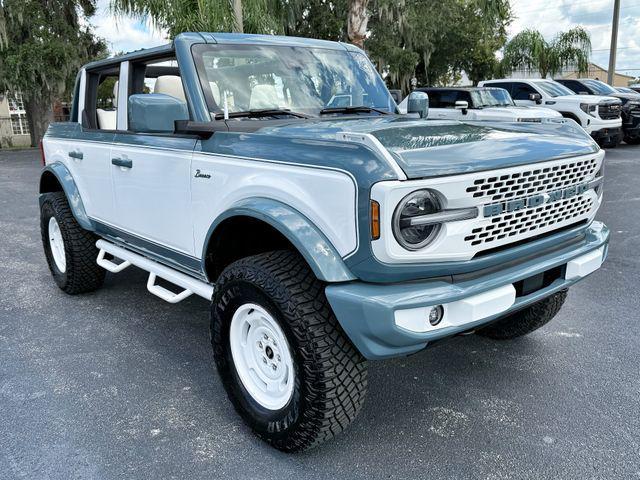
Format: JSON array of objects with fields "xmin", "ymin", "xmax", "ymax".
[{"xmin": 1, "ymin": 147, "xmax": 638, "ymax": 480}]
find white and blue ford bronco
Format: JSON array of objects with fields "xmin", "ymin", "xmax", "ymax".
[{"xmin": 39, "ymin": 33, "xmax": 609, "ymax": 452}]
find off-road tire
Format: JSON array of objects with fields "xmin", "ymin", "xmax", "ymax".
[
  {"xmin": 40, "ymin": 192, "xmax": 105, "ymax": 294},
  {"xmin": 476, "ymin": 290, "xmax": 568, "ymax": 340},
  {"xmin": 211, "ymin": 250, "xmax": 368, "ymax": 452}
]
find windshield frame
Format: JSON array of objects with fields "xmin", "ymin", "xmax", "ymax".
[
  {"xmin": 191, "ymin": 43, "xmax": 397, "ymax": 119},
  {"xmin": 534, "ymin": 80, "xmax": 575, "ymax": 98}
]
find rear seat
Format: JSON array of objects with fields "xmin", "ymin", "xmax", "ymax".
[{"xmin": 96, "ymin": 81, "xmax": 118, "ymax": 130}]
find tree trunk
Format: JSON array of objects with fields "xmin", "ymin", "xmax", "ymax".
[
  {"xmin": 232, "ymin": 0, "xmax": 243, "ymax": 33},
  {"xmin": 25, "ymin": 97, "xmax": 54, "ymax": 148},
  {"xmin": 347, "ymin": 0, "xmax": 370, "ymax": 50}
]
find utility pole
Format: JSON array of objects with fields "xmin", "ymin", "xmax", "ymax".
[
  {"xmin": 607, "ymin": 0, "xmax": 620, "ymax": 86},
  {"xmin": 233, "ymin": 0, "xmax": 244, "ymax": 33}
]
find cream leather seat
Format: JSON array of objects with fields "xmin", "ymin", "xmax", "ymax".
[
  {"xmin": 96, "ymin": 81, "xmax": 118, "ymax": 130},
  {"xmin": 154, "ymin": 75, "xmax": 186, "ymax": 102}
]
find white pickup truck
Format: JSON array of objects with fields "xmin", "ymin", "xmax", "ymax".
[
  {"xmin": 479, "ymin": 79, "xmax": 623, "ymax": 147},
  {"xmin": 40, "ymin": 32, "xmax": 609, "ymax": 451},
  {"xmin": 399, "ymin": 86, "xmax": 563, "ymax": 122}
]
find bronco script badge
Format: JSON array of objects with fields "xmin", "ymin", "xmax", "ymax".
[{"xmin": 483, "ymin": 182, "xmax": 590, "ymax": 217}]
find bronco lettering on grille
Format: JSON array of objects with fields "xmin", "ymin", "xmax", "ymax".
[{"xmin": 483, "ymin": 182, "xmax": 590, "ymax": 217}]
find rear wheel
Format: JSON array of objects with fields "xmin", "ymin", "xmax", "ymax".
[
  {"xmin": 40, "ymin": 192, "xmax": 105, "ymax": 294},
  {"xmin": 476, "ymin": 290, "xmax": 568, "ymax": 340},
  {"xmin": 211, "ymin": 250, "xmax": 368, "ymax": 452}
]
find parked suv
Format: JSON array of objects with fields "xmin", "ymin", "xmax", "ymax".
[
  {"xmin": 479, "ymin": 78, "xmax": 623, "ymax": 147},
  {"xmin": 555, "ymin": 78, "xmax": 640, "ymax": 144},
  {"xmin": 399, "ymin": 87, "xmax": 562, "ymax": 122},
  {"xmin": 40, "ymin": 33, "xmax": 609, "ymax": 451}
]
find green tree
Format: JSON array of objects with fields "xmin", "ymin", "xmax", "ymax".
[
  {"xmin": 0, "ymin": 0, "xmax": 106, "ymax": 146},
  {"xmin": 367, "ymin": 0, "xmax": 511, "ymax": 94},
  {"xmin": 110, "ymin": 0, "xmax": 291, "ymax": 36},
  {"xmin": 501, "ymin": 27, "xmax": 591, "ymax": 78}
]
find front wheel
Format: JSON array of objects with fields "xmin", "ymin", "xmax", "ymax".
[
  {"xmin": 40, "ymin": 192, "xmax": 105, "ymax": 294},
  {"xmin": 211, "ymin": 250, "xmax": 368, "ymax": 452}
]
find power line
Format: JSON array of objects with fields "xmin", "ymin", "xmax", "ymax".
[{"xmin": 514, "ymin": 0, "xmax": 640, "ymax": 16}]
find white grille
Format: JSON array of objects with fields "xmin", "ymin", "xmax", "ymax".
[
  {"xmin": 464, "ymin": 195, "xmax": 594, "ymax": 247},
  {"xmin": 465, "ymin": 157, "xmax": 599, "ymax": 203},
  {"xmin": 370, "ymin": 151, "xmax": 604, "ymax": 265}
]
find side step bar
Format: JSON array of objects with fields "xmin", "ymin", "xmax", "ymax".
[{"xmin": 96, "ymin": 239, "xmax": 214, "ymax": 303}]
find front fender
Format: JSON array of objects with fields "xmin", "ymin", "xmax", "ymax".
[
  {"xmin": 203, "ymin": 198, "xmax": 356, "ymax": 283},
  {"xmin": 39, "ymin": 162, "xmax": 94, "ymax": 231}
]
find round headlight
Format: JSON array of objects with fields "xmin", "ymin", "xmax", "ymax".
[{"xmin": 392, "ymin": 189, "xmax": 441, "ymax": 250}]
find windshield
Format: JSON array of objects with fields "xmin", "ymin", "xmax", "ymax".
[
  {"xmin": 192, "ymin": 44, "xmax": 396, "ymax": 117},
  {"xmin": 535, "ymin": 81, "xmax": 575, "ymax": 97},
  {"xmin": 471, "ymin": 89, "xmax": 515, "ymax": 107},
  {"xmin": 581, "ymin": 79, "xmax": 616, "ymax": 95}
]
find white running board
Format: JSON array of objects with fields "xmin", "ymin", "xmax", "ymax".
[{"xmin": 96, "ymin": 239, "xmax": 214, "ymax": 303}]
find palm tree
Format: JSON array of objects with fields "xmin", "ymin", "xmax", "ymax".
[{"xmin": 501, "ymin": 27, "xmax": 591, "ymax": 78}]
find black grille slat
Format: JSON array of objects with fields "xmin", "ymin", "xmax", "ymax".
[{"xmin": 598, "ymin": 104, "xmax": 622, "ymax": 120}]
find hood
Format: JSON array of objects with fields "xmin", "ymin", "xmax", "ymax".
[
  {"xmin": 556, "ymin": 94, "xmax": 621, "ymax": 104},
  {"xmin": 475, "ymin": 106, "xmax": 561, "ymax": 119},
  {"xmin": 608, "ymin": 92, "xmax": 640, "ymax": 104},
  {"xmin": 256, "ymin": 116, "xmax": 598, "ymax": 179}
]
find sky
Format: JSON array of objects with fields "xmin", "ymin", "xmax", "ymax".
[{"xmin": 91, "ymin": 0, "xmax": 640, "ymax": 78}]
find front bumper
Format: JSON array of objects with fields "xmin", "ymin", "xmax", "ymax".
[
  {"xmin": 590, "ymin": 127, "xmax": 622, "ymax": 145},
  {"xmin": 622, "ymin": 113, "xmax": 640, "ymax": 139},
  {"xmin": 326, "ymin": 222, "xmax": 609, "ymax": 360}
]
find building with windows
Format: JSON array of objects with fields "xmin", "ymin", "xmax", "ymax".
[{"xmin": 0, "ymin": 92, "xmax": 31, "ymax": 148}]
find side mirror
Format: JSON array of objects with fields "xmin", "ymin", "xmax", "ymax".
[
  {"xmin": 407, "ymin": 91, "xmax": 429, "ymax": 119},
  {"xmin": 455, "ymin": 100, "xmax": 469, "ymax": 114},
  {"xmin": 128, "ymin": 94, "xmax": 189, "ymax": 133},
  {"xmin": 388, "ymin": 89, "xmax": 402, "ymax": 104},
  {"xmin": 528, "ymin": 93, "xmax": 542, "ymax": 104}
]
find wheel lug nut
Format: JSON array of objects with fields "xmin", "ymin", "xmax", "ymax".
[
  {"xmin": 263, "ymin": 334, "xmax": 269, "ymax": 341},
  {"xmin": 258, "ymin": 341, "xmax": 263, "ymax": 349},
  {"xmin": 276, "ymin": 354, "xmax": 281, "ymax": 362},
  {"xmin": 262, "ymin": 357, "xmax": 267, "ymax": 364},
  {"xmin": 272, "ymin": 364, "xmax": 277, "ymax": 371}
]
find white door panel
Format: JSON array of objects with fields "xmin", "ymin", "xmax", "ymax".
[
  {"xmin": 190, "ymin": 153, "xmax": 358, "ymax": 258},
  {"xmin": 44, "ymin": 137, "xmax": 115, "ymax": 222},
  {"xmin": 110, "ymin": 139, "xmax": 196, "ymax": 254}
]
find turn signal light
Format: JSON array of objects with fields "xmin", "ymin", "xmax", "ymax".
[{"xmin": 370, "ymin": 200, "xmax": 380, "ymax": 240}]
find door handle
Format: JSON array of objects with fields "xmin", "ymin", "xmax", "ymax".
[
  {"xmin": 68, "ymin": 151, "xmax": 83, "ymax": 160},
  {"xmin": 112, "ymin": 157, "xmax": 133, "ymax": 169}
]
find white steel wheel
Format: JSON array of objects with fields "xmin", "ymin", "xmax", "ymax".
[
  {"xmin": 229, "ymin": 303, "xmax": 295, "ymax": 410},
  {"xmin": 48, "ymin": 216, "xmax": 66, "ymax": 273}
]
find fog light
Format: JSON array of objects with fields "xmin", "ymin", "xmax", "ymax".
[{"xmin": 428, "ymin": 305, "xmax": 444, "ymax": 326}]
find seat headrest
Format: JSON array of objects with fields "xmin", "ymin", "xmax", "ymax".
[{"xmin": 154, "ymin": 76, "xmax": 186, "ymax": 103}]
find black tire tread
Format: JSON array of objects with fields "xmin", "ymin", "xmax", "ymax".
[
  {"xmin": 476, "ymin": 290, "xmax": 568, "ymax": 340},
  {"xmin": 211, "ymin": 250, "xmax": 368, "ymax": 452},
  {"xmin": 41, "ymin": 192, "xmax": 105, "ymax": 294}
]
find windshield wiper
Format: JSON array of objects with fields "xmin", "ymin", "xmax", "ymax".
[
  {"xmin": 319, "ymin": 106, "xmax": 389, "ymax": 115},
  {"xmin": 214, "ymin": 108, "xmax": 310, "ymax": 120}
]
